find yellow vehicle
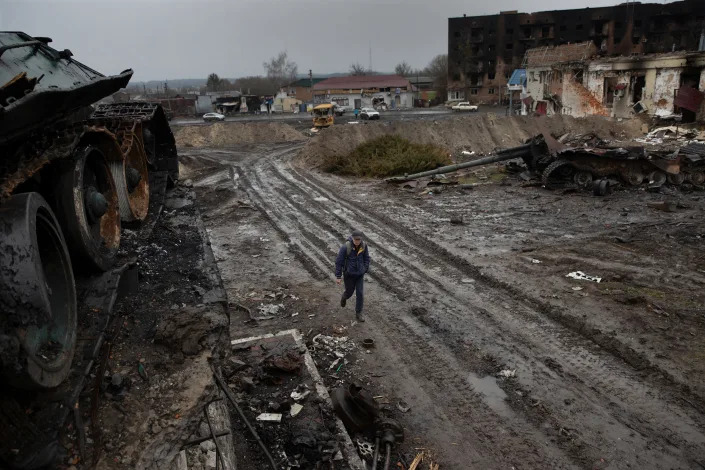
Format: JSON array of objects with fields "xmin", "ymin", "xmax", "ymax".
[{"xmin": 313, "ymin": 103, "xmax": 334, "ymax": 128}]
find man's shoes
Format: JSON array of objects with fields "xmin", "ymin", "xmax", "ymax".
[
  {"xmin": 340, "ymin": 295, "xmax": 346, "ymax": 308},
  {"xmin": 356, "ymin": 312, "xmax": 365, "ymax": 322}
]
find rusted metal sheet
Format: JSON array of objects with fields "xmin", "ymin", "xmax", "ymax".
[{"xmin": 674, "ymin": 85, "xmax": 704, "ymax": 112}]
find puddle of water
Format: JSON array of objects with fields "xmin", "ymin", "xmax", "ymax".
[{"xmin": 466, "ymin": 372, "xmax": 514, "ymax": 419}]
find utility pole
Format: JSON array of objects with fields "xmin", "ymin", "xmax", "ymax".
[{"xmin": 309, "ymin": 69, "xmax": 313, "ymax": 107}]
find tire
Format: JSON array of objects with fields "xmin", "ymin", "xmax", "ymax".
[
  {"xmin": 53, "ymin": 145, "xmax": 121, "ymax": 271},
  {"xmin": 0, "ymin": 192, "xmax": 77, "ymax": 389}
]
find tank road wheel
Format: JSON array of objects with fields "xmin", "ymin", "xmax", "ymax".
[
  {"xmin": 667, "ymin": 173, "xmax": 685, "ymax": 185},
  {"xmin": 647, "ymin": 170, "xmax": 667, "ymax": 187},
  {"xmin": 109, "ymin": 138, "xmax": 150, "ymax": 222},
  {"xmin": 573, "ymin": 171, "xmax": 594, "ymax": 188},
  {"xmin": 0, "ymin": 193, "xmax": 77, "ymax": 389},
  {"xmin": 622, "ymin": 168, "xmax": 645, "ymax": 186},
  {"xmin": 541, "ymin": 159, "xmax": 574, "ymax": 186},
  {"xmin": 686, "ymin": 171, "xmax": 705, "ymax": 186},
  {"xmin": 54, "ymin": 145, "xmax": 121, "ymax": 272}
]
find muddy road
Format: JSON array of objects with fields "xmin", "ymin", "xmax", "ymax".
[{"xmin": 180, "ymin": 140, "xmax": 705, "ymax": 469}]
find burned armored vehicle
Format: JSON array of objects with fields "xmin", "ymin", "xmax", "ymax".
[{"xmin": 0, "ymin": 32, "xmax": 178, "ymax": 467}]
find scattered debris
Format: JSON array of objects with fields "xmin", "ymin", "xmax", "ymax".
[
  {"xmin": 289, "ymin": 403, "xmax": 303, "ymax": 417},
  {"xmin": 290, "ymin": 387, "xmax": 311, "ymax": 402},
  {"xmin": 566, "ymin": 271, "xmax": 602, "ymax": 283},
  {"xmin": 396, "ymin": 400, "xmax": 411, "ymax": 413},
  {"xmin": 255, "ymin": 413, "xmax": 282, "ymax": 422},
  {"xmin": 498, "ymin": 369, "xmax": 516, "ymax": 378},
  {"xmin": 647, "ymin": 201, "xmax": 677, "ymax": 212},
  {"xmin": 362, "ymin": 338, "xmax": 375, "ymax": 349}
]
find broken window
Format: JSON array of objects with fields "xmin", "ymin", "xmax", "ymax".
[
  {"xmin": 471, "ymin": 89, "xmax": 478, "ymax": 95},
  {"xmin": 489, "ymin": 88, "xmax": 496, "ymax": 94},
  {"xmin": 506, "ymin": 43, "xmax": 513, "ymax": 50},
  {"xmin": 541, "ymin": 26, "xmax": 550, "ymax": 37},
  {"xmin": 488, "ymin": 70, "xmax": 496, "ymax": 80},
  {"xmin": 488, "ymin": 45, "xmax": 495, "ymax": 52}
]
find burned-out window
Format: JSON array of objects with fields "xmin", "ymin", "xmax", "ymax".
[
  {"xmin": 632, "ymin": 36, "xmax": 641, "ymax": 45},
  {"xmin": 488, "ymin": 70, "xmax": 496, "ymax": 79},
  {"xmin": 470, "ymin": 89, "xmax": 478, "ymax": 95},
  {"xmin": 634, "ymin": 19, "xmax": 642, "ymax": 27},
  {"xmin": 488, "ymin": 45, "xmax": 495, "ymax": 52},
  {"xmin": 541, "ymin": 26, "xmax": 550, "ymax": 37},
  {"xmin": 489, "ymin": 88, "xmax": 496, "ymax": 94},
  {"xmin": 453, "ymin": 73, "xmax": 461, "ymax": 81},
  {"xmin": 506, "ymin": 43, "xmax": 513, "ymax": 49}
]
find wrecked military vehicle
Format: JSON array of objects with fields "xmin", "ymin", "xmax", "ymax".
[{"xmin": 0, "ymin": 32, "xmax": 178, "ymax": 468}]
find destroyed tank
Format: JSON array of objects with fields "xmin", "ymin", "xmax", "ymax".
[{"xmin": 0, "ymin": 32, "xmax": 178, "ymax": 467}]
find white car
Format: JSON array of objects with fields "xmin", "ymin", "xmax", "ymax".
[
  {"xmin": 452, "ymin": 102, "xmax": 478, "ymax": 112},
  {"xmin": 203, "ymin": 112, "xmax": 225, "ymax": 122},
  {"xmin": 360, "ymin": 107, "xmax": 380, "ymax": 120}
]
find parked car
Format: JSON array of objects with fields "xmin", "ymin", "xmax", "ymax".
[
  {"xmin": 333, "ymin": 104, "xmax": 348, "ymax": 116},
  {"xmin": 360, "ymin": 107, "xmax": 380, "ymax": 120},
  {"xmin": 203, "ymin": 112, "xmax": 225, "ymax": 122},
  {"xmin": 452, "ymin": 102, "xmax": 478, "ymax": 112}
]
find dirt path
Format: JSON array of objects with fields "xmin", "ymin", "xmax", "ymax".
[{"xmin": 181, "ymin": 142, "xmax": 705, "ymax": 469}]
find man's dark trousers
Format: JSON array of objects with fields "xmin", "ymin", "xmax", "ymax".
[{"xmin": 343, "ymin": 275, "xmax": 364, "ymax": 314}]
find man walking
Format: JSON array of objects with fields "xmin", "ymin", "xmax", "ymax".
[{"xmin": 335, "ymin": 230, "xmax": 370, "ymax": 322}]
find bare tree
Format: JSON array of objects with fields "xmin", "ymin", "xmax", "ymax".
[
  {"xmin": 423, "ymin": 54, "xmax": 449, "ymax": 97},
  {"xmin": 233, "ymin": 76, "xmax": 280, "ymax": 95},
  {"xmin": 349, "ymin": 63, "xmax": 369, "ymax": 76},
  {"xmin": 394, "ymin": 61, "xmax": 413, "ymax": 77},
  {"xmin": 263, "ymin": 51, "xmax": 298, "ymax": 89}
]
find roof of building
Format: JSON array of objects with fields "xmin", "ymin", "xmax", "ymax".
[
  {"xmin": 587, "ymin": 50, "xmax": 705, "ymax": 64},
  {"xmin": 405, "ymin": 75, "xmax": 434, "ymax": 84},
  {"xmin": 507, "ymin": 69, "xmax": 526, "ymax": 87},
  {"xmin": 313, "ymin": 74, "xmax": 411, "ymax": 90},
  {"xmin": 289, "ymin": 78, "xmax": 326, "ymax": 87},
  {"xmin": 524, "ymin": 42, "xmax": 598, "ymax": 67}
]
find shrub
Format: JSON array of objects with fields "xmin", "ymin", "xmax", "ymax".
[{"xmin": 321, "ymin": 135, "xmax": 451, "ymax": 178}]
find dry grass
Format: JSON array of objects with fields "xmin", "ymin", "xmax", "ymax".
[{"xmin": 321, "ymin": 135, "xmax": 451, "ymax": 178}]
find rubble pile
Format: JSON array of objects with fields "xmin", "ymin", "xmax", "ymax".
[{"xmin": 225, "ymin": 336, "xmax": 352, "ymax": 469}]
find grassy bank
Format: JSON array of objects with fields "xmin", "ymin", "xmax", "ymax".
[{"xmin": 321, "ymin": 135, "xmax": 451, "ymax": 178}]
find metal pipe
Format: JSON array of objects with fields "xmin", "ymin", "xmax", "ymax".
[
  {"xmin": 385, "ymin": 144, "xmax": 532, "ymax": 183},
  {"xmin": 181, "ymin": 431, "xmax": 231, "ymax": 449},
  {"xmin": 213, "ymin": 370, "xmax": 278, "ymax": 470},
  {"xmin": 383, "ymin": 443, "xmax": 392, "ymax": 470},
  {"xmin": 371, "ymin": 437, "xmax": 381, "ymax": 470}
]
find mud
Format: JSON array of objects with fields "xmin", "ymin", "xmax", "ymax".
[
  {"xmin": 174, "ymin": 122, "xmax": 306, "ymax": 148},
  {"xmin": 179, "ymin": 120, "xmax": 705, "ymax": 469},
  {"xmin": 298, "ymin": 114, "xmax": 644, "ymax": 168}
]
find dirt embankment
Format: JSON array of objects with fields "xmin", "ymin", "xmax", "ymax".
[
  {"xmin": 298, "ymin": 114, "xmax": 644, "ymax": 168},
  {"xmin": 175, "ymin": 122, "xmax": 306, "ymax": 148}
]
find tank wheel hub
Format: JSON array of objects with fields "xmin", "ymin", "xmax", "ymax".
[{"xmin": 85, "ymin": 186, "xmax": 109, "ymax": 222}]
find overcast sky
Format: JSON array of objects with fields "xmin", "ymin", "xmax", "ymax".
[{"xmin": 1, "ymin": 0, "xmax": 676, "ymax": 82}]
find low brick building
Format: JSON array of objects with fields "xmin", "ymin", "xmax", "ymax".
[{"xmin": 312, "ymin": 75, "xmax": 414, "ymax": 109}]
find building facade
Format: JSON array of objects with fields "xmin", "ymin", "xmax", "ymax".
[
  {"xmin": 286, "ymin": 78, "xmax": 326, "ymax": 103},
  {"xmin": 448, "ymin": 0, "xmax": 705, "ymax": 104},
  {"xmin": 312, "ymin": 75, "xmax": 414, "ymax": 109},
  {"xmin": 524, "ymin": 50, "xmax": 705, "ymax": 121}
]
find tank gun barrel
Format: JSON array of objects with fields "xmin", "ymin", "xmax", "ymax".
[{"xmin": 385, "ymin": 143, "xmax": 534, "ymax": 183}]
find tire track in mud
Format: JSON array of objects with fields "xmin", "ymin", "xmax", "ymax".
[
  {"xmin": 256, "ymin": 157, "xmax": 705, "ymax": 467},
  {"xmin": 239, "ymin": 153, "xmax": 575, "ymax": 469},
  {"xmin": 283, "ymin": 161, "xmax": 705, "ymax": 403},
  {"xmin": 286, "ymin": 160, "xmax": 702, "ymax": 403},
  {"xmin": 194, "ymin": 145, "xmax": 705, "ymax": 468}
]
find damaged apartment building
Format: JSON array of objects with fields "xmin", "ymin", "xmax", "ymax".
[
  {"xmin": 522, "ymin": 42, "xmax": 705, "ymax": 121},
  {"xmin": 447, "ymin": 0, "xmax": 704, "ymax": 104}
]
